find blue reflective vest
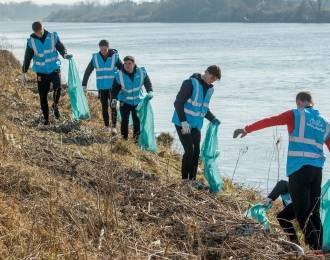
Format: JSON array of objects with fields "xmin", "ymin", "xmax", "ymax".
[
  {"xmin": 287, "ymin": 108, "xmax": 330, "ymax": 176},
  {"xmin": 27, "ymin": 32, "xmax": 60, "ymax": 74},
  {"xmin": 172, "ymin": 78, "xmax": 214, "ymax": 131},
  {"xmin": 116, "ymin": 67, "xmax": 147, "ymax": 106},
  {"xmin": 92, "ymin": 52, "xmax": 119, "ymax": 90}
]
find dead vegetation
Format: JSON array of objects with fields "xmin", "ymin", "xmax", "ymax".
[{"xmin": 0, "ymin": 50, "xmax": 321, "ymax": 259}]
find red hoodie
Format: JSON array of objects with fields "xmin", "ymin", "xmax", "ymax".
[{"xmin": 244, "ymin": 110, "xmax": 330, "ymax": 151}]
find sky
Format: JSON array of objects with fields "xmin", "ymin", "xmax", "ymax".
[{"xmin": 0, "ymin": 0, "xmax": 148, "ymax": 4}]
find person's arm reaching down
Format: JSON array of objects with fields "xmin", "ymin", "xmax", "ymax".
[
  {"xmin": 22, "ymin": 44, "xmax": 34, "ymax": 73},
  {"xmin": 174, "ymin": 80, "xmax": 193, "ymax": 122},
  {"xmin": 55, "ymin": 36, "xmax": 67, "ymax": 58},
  {"xmin": 82, "ymin": 60, "xmax": 94, "ymax": 89}
]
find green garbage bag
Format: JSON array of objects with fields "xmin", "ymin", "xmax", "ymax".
[
  {"xmin": 321, "ymin": 179, "xmax": 330, "ymax": 252},
  {"xmin": 201, "ymin": 123, "xmax": 223, "ymax": 193},
  {"xmin": 136, "ymin": 97, "xmax": 157, "ymax": 153},
  {"xmin": 67, "ymin": 59, "xmax": 90, "ymax": 120},
  {"xmin": 245, "ymin": 203, "xmax": 272, "ymax": 230}
]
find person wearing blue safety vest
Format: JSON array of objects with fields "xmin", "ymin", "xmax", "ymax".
[
  {"xmin": 22, "ymin": 21, "xmax": 72, "ymax": 125},
  {"xmin": 234, "ymin": 91, "xmax": 330, "ymax": 251},
  {"xmin": 263, "ymin": 180, "xmax": 298, "ymax": 244},
  {"xmin": 111, "ymin": 56, "xmax": 153, "ymax": 140},
  {"xmin": 82, "ymin": 40, "xmax": 122, "ymax": 134},
  {"xmin": 172, "ymin": 65, "xmax": 221, "ymax": 181}
]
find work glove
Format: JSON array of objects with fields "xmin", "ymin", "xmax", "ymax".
[
  {"xmin": 212, "ymin": 118, "xmax": 221, "ymax": 126},
  {"xmin": 111, "ymin": 99, "xmax": 117, "ymax": 108},
  {"xmin": 262, "ymin": 198, "xmax": 273, "ymax": 207},
  {"xmin": 147, "ymin": 91, "xmax": 154, "ymax": 100},
  {"xmin": 18, "ymin": 73, "xmax": 27, "ymax": 84},
  {"xmin": 64, "ymin": 54, "xmax": 73, "ymax": 60},
  {"xmin": 233, "ymin": 128, "xmax": 247, "ymax": 138},
  {"xmin": 181, "ymin": 121, "xmax": 191, "ymax": 135}
]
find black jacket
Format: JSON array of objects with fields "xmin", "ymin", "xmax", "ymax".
[
  {"xmin": 174, "ymin": 73, "xmax": 215, "ymax": 123},
  {"xmin": 22, "ymin": 30, "xmax": 67, "ymax": 73},
  {"xmin": 111, "ymin": 66, "xmax": 153, "ymax": 100},
  {"xmin": 82, "ymin": 50, "xmax": 123, "ymax": 87}
]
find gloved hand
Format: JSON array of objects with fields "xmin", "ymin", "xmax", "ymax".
[
  {"xmin": 111, "ymin": 99, "xmax": 117, "ymax": 108},
  {"xmin": 262, "ymin": 198, "xmax": 273, "ymax": 207},
  {"xmin": 64, "ymin": 54, "xmax": 73, "ymax": 60},
  {"xmin": 181, "ymin": 121, "xmax": 191, "ymax": 135},
  {"xmin": 82, "ymin": 85, "xmax": 87, "ymax": 92},
  {"xmin": 233, "ymin": 128, "xmax": 247, "ymax": 138},
  {"xmin": 18, "ymin": 73, "xmax": 27, "ymax": 83},
  {"xmin": 212, "ymin": 118, "xmax": 221, "ymax": 126},
  {"xmin": 147, "ymin": 91, "xmax": 154, "ymax": 100}
]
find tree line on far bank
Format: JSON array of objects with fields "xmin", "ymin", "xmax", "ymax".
[{"xmin": 46, "ymin": 0, "xmax": 330, "ymax": 23}]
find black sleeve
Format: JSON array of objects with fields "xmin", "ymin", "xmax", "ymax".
[
  {"xmin": 82, "ymin": 60, "xmax": 94, "ymax": 87},
  {"xmin": 143, "ymin": 75, "xmax": 153, "ymax": 93},
  {"xmin": 268, "ymin": 180, "xmax": 289, "ymax": 201},
  {"xmin": 174, "ymin": 80, "xmax": 193, "ymax": 122},
  {"xmin": 116, "ymin": 57, "xmax": 123, "ymax": 70},
  {"xmin": 55, "ymin": 36, "xmax": 67, "ymax": 58},
  {"xmin": 111, "ymin": 79, "xmax": 122, "ymax": 100},
  {"xmin": 205, "ymin": 109, "xmax": 216, "ymax": 121},
  {"xmin": 22, "ymin": 44, "xmax": 34, "ymax": 73}
]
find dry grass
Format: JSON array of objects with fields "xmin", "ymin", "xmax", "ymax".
[{"xmin": 0, "ymin": 50, "xmax": 322, "ymax": 259}]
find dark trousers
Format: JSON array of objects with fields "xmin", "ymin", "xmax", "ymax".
[
  {"xmin": 277, "ymin": 203, "xmax": 299, "ymax": 243},
  {"xmin": 175, "ymin": 126, "xmax": 201, "ymax": 180},
  {"xmin": 37, "ymin": 71, "xmax": 61, "ymax": 121},
  {"xmin": 99, "ymin": 89, "xmax": 117, "ymax": 127},
  {"xmin": 120, "ymin": 102, "xmax": 140, "ymax": 140},
  {"xmin": 289, "ymin": 165, "xmax": 323, "ymax": 250}
]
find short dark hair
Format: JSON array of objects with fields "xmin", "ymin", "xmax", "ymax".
[
  {"xmin": 206, "ymin": 65, "xmax": 221, "ymax": 80},
  {"xmin": 99, "ymin": 40, "xmax": 109, "ymax": 47},
  {"xmin": 32, "ymin": 21, "xmax": 43, "ymax": 32},
  {"xmin": 124, "ymin": 55, "xmax": 135, "ymax": 63},
  {"xmin": 296, "ymin": 91, "xmax": 314, "ymax": 106}
]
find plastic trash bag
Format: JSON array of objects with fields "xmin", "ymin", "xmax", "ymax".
[
  {"xmin": 67, "ymin": 59, "xmax": 90, "ymax": 120},
  {"xmin": 136, "ymin": 97, "xmax": 157, "ymax": 153},
  {"xmin": 245, "ymin": 203, "xmax": 272, "ymax": 230},
  {"xmin": 321, "ymin": 179, "xmax": 330, "ymax": 252},
  {"xmin": 201, "ymin": 122, "xmax": 223, "ymax": 193}
]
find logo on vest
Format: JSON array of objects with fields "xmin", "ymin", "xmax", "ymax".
[{"xmin": 307, "ymin": 118, "xmax": 325, "ymax": 133}]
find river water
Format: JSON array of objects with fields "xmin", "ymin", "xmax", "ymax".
[{"xmin": 1, "ymin": 21, "xmax": 330, "ymax": 192}]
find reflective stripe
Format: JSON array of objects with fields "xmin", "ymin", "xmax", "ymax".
[
  {"xmin": 191, "ymin": 78, "xmax": 199, "ymax": 103},
  {"xmin": 288, "ymin": 151, "xmax": 323, "ymax": 159},
  {"xmin": 94, "ymin": 54, "xmax": 100, "ymax": 68},
  {"xmin": 299, "ymin": 109, "xmax": 305, "ymax": 137},
  {"xmin": 118, "ymin": 71, "xmax": 125, "ymax": 90},
  {"xmin": 95, "ymin": 68, "xmax": 113, "ymax": 72},
  {"xmin": 139, "ymin": 68, "xmax": 144, "ymax": 88},
  {"xmin": 96, "ymin": 76, "xmax": 114, "ymax": 80},
  {"xmin": 186, "ymin": 99, "xmax": 209, "ymax": 108},
  {"xmin": 30, "ymin": 37, "xmax": 39, "ymax": 56},
  {"xmin": 126, "ymin": 97, "xmax": 137, "ymax": 100},
  {"xmin": 324, "ymin": 123, "xmax": 330, "ymax": 141},
  {"xmin": 289, "ymin": 136, "xmax": 323, "ymax": 150},
  {"xmin": 34, "ymin": 57, "xmax": 58, "ymax": 66},
  {"xmin": 50, "ymin": 32, "xmax": 55, "ymax": 50},
  {"xmin": 184, "ymin": 108, "xmax": 206, "ymax": 117}
]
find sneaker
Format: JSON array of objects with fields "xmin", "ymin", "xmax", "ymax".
[
  {"xmin": 52, "ymin": 104, "xmax": 60, "ymax": 119},
  {"xmin": 101, "ymin": 127, "xmax": 111, "ymax": 132},
  {"xmin": 111, "ymin": 128, "xmax": 117, "ymax": 135}
]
